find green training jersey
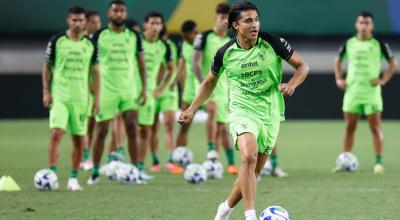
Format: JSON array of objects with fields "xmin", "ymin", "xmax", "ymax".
[
  {"xmin": 92, "ymin": 26, "xmax": 142, "ymax": 97},
  {"xmin": 338, "ymin": 36, "xmax": 393, "ymax": 104},
  {"xmin": 160, "ymin": 38, "xmax": 179, "ymax": 97},
  {"xmin": 181, "ymin": 41, "xmax": 198, "ymax": 89},
  {"xmin": 194, "ymin": 30, "xmax": 231, "ymax": 100},
  {"xmin": 142, "ymin": 36, "xmax": 172, "ymax": 92},
  {"xmin": 211, "ymin": 32, "xmax": 294, "ymax": 123},
  {"xmin": 45, "ymin": 32, "xmax": 96, "ymax": 104}
]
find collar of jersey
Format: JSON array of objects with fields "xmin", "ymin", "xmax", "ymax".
[{"xmin": 235, "ymin": 36, "xmax": 260, "ymax": 50}]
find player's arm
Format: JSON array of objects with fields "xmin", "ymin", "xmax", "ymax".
[
  {"xmin": 137, "ymin": 51, "xmax": 147, "ymax": 105},
  {"xmin": 42, "ymin": 63, "xmax": 52, "ymax": 108},
  {"xmin": 170, "ymin": 58, "xmax": 186, "ymax": 91},
  {"xmin": 334, "ymin": 42, "xmax": 347, "ymax": 90},
  {"xmin": 371, "ymin": 40, "xmax": 398, "ymax": 86},
  {"xmin": 154, "ymin": 60, "xmax": 174, "ymax": 98},
  {"xmin": 280, "ymin": 51, "xmax": 310, "ymax": 96},
  {"xmin": 191, "ymin": 32, "xmax": 207, "ymax": 83},
  {"xmin": 91, "ymin": 64, "xmax": 100, "ymax": 114}
]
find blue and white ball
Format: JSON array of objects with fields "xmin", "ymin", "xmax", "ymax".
[
  {"xmin": 184, "ymin": 163, "xmax": 207, "ymax": 184},
  {"xmin": 202, "ymin": 160, "xmax": 223, "ymax": 179},
  {"xmin": 260, "ymin": 206, "xmax": 291, "ymax": 220},
  {"xmin": 335, "ymin": 152, "xmax": 359, "ymax": 171},
  {"xmin": 100, "ymin": 161, "xmax": 123, "ymax": 180},
  {"xmin": 34, "ymin": 169, "xmax": 59, "ymax": 191},
  {"xmin": 172, "ymin": 147, "xmax": 193, "ymax": 167},
  {"xmin": 116, "ymin": 164, "xmax": 140, "ymax": 184}
]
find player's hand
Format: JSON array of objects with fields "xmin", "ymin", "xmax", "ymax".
[
  {"xmin": 153, "ymin": 89, "xmax": 162, "ymax": 99},
  {"xmin": 93, "ymin": 99, "xmax": 100, "ymax": 115},
  {"xmin": 169, "ymin": 83, "xmax": 175, "ymax": 91},
  {"xmin": 178, "ymin": 108, "xmax": 195, "ymax": 124},
  {"xmin": 140, "ymin": 89, "xmax": 147, "ymax": 106},
  {"xmin": 336, "ymin": 79, "xmax": 346, "ymax": 90},
  {"xmin": 371, "ymin": 79, "xmax": 384, "ymax": 86},
  {"xmin": 42, "ymin": 90, "xmax": 52, "ymax": 108},
  {"xmin": 278, "ymin": 83, "xmax": 295, "ymax": 96}
]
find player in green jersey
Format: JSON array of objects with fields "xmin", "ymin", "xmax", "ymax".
[
  {"xmin": 334, "ymin": 11, "xmax": 397, "ymax": 174},
  {"xmin": 80, "ymin": 10, "xmax": 102, "ymax": 171},
  {"xmin": 42, "ymin": 6, "xmax": 99, "ymax": 191},
  {"xmin": 88, "ymin": 0, "xmax": 147, "ymax": 184},
  {"xmin": 149, "ymin": 25, "xmax": 180, "ymax": 173},
  {"xmin": 179, "ymin": 2, "xmax": 309, "ymax": 219},
  {"xmin": 137, "ymin": 11, "xmax": 174, "ymax": 180}
]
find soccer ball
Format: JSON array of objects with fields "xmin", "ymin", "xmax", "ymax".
[
  {"xmin": 184, "ymin": 164, "xmax": 207, "ymax": 184},
  {"xmin": 172, "ymin": 147, "xmax": 193, "ymax": 167},
  {"xmin": 261, "ymin": 159, "xmax": 273, "ymax": 176},
  {"xmin": 202, "ymin": 160, "xmax": 223, "ymax": 179},
  {"xmin": 335, "ymin": 152, "xmax": 359, "ymax": 171},
  {"xmin": 34, "ymin": 169, "xmax": 59, "ymax": 191},
  {"xmin": 115, "ymin": 163, "xmax": 140, "ymax": 184},
  {"xmin": 100, "ymin": 161, "xmax": 123, "ymax": 180},
  {"xmin": 260, "ymin": 206, "xmax": 291, "ymax": 220}
]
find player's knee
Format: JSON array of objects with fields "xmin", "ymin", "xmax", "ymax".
[
  {"xmin": 50, "ymin": 129, "xmax": 63, "ymax": 141},
  {"xmin": 139, "ymin": 127, "xmax": 148, "ymax": 139},
  {"xmin": 96, "ymin": 125, "xmax": 109, "ymax": 139},
  {"xmin": 165, "ymin": 122, "xmax": 173, "ymax": 133},
  {"xmin": 370, "ymin": 126, "xmax": 382, "ymax": 136},
  {"xmin": 345, "ymin": 123, "xmax": 356, "ymax": 133},
  {"xmin": 241, "ymin": 151, "xmax": 257, "ymax": 167}
]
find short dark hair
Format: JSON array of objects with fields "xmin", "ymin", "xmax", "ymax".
[
  {"xmin": 181, "ymin": 20, "xmax": 197, "ymax": 33},
  {"xmin": 216, "ymin": 3, "xmax": 231, "ymax": 14},
  {"xmin": 125, "ymin": 19, "xmax": 139, "ymax": 29},
  {"xmin": 228, "ymin": 1, "xmax": 259, "ymax": 28},
  {"xmin": 109, "ymin": 0, "xmax": 126, "ymax": 8},
  {"xmin": 144, "ymin": 11, "xmax": 164, "ymax": 22},
  {"xmin": 85, "ymin": 10, "xmax": 99, "ymax": 19},
  {"xmin": 358, "ymin": 10, "xmax": 374, "ymax": 20},
  {"xmin": 69, "ymin": 6, "xmax": 86, "ymax": 15}
]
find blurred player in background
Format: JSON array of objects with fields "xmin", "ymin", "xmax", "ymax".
[
  {"xmin": 334, "ymin": 11, "xmax": 397, "ymax": 174},
  {"xmin": 80, "ymin": 10, "xmax": 102, "ymax": 171},
  {"xmin": 43, "ymin": 6, "xmax": 99, "ymax": 190},
  {"xmin": 88, "ymin": 0, "xmax": 147, "ymax": 185},
  {"xmin": 137, "ymin": 11, "xmax": 174, "ymax": 180},
  {"xmin": 179, "ymin": 1, "xmax": 309, "ymax": 219},
  {"xmin": 149, "ymin": 25, "xmax": 180, "ymax": 173}
]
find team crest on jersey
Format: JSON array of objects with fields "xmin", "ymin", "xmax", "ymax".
[{"xmin": 258, "ymin": 52, "xmax": 266, "ymax": 61}]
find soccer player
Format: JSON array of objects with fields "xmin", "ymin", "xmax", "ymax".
[
  {"xmin": 80, "ymin": 10, "xmax": 102, "ymax": 171},
  {"xmin": 87, "ymin": 0, "xmax": 147, "ymax": 184},
  {"xmin": 179, "ymin": 1, "xmax": 309, "ymax": 219},
  {"xmin": 149, "ymin": 25, "xmax": 180, "ymax": 173},
  {"xmin": 137, "ymin": 11, "xmax": 174, "ymax": 179},
  {"xmin": 334, "ymin": 11, "xmax": 397, "ymax": 174},
  {"xmin": 42, "ymin": 6, "xmax": 99, "ymax": 191}
]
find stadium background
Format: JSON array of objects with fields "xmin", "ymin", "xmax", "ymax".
[{"xmin": 0, "ymin": 0, "xmax": 399, "ymax": 119}]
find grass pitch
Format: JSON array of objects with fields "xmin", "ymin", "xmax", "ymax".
[{"xmin": 0, "ymin": 120, "xmax": 399, "ymax": 219}]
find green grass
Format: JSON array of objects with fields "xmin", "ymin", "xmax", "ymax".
[{"xmin": 1, "ymin": 120, "xmax": 400, "ymax": 219}]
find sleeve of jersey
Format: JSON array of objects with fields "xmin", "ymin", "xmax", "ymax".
[
  {"xmin": 45, "ymin": 35, "xmax": 57, "ymax": 64},
  {"xmin": 267, "ymin": 34, "xmax": 294, "ymax": 61},
  {"xmin": 193, "ymin": 32, "xmax": 207, "ymax": 51},
  {"xmin": 337, "ymin": 41, "xmax": 347, "ymax": 60},
  {"xmin": 134, "ymin": 31, "xmax": 144, "ymax": 54},
  {"xmin": 91, "ymin": 31, "xmax": 101, "ymax": 63},
  {"xmin": 378, "ymin": 39, "xmax": 394, "ymax": 61},
  {"xmin": 163, "ymin": 41, "xmax": 173, "ymax": 62},
  {"xmin": 211, "ymin": 47, "xmax": 225, "ymax": 76}
]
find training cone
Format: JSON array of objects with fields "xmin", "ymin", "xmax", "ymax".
[{"xmin": 0, "ymin": 176, "xmax": 21, "ymax": 192}]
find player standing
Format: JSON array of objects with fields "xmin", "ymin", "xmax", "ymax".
[
  {"xmin": 87, "ymin": 0, "xmax": 147, "ymax": 184},
  {"xmin": 42, "ymin": 6, "xmax": 99, "ymax": 190},
  {"xmin": 334, "ymin": 11, "xmax": 397, "ymax": 174},
  {"xmin": 179, "ymin": 1, "xmax": 309, "ymax": 219}
]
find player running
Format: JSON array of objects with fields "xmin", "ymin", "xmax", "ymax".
[
  {"xmin": 80, "ymin": 10, "xmax": 102, "ymax": 171},
  {"xmin": 42, "ymin": 6, "xmax": 99, "ymax": 191},
  {"xmin": 137, "ymin": 11, "xmax": 174, "ymax": 180},
  {"xmin": 179, "ymin": 1, "xmax": 309, "ymax": 219},
  {"xmin": 333, "ymin": 11, "xmax": 397, "ymax": 174},
  {"xmin": 87, "ymin": 0, "xmax": 147, "ymax": 184},
  {"xmin": 149, "ymin": 25, "xmax": 180, "ymax": 173}
]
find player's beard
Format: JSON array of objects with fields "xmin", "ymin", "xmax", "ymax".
[{"xmin": 111, "ymin": 19, "xmax": 126, "ymax": 27}]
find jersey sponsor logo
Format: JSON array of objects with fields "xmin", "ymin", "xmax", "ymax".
[
  {"xmin": 258, "ymin": 52, "xmax": 266, "ymax": 61},
  {"xmin": 241, "ymin": 70, "xmax": 262, "ymax": 78},
  {"xmin": 240, "ymin": 79, "xmax": 268, "ymax": 88},
  {"xmin": 241, "ymin": 61, "xmax": 258, "ymax": 69}
]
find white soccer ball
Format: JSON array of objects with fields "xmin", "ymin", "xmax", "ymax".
[
  {"xmin": 260, "ymin": 206, "xmax": 291, "ymax": 220},
  {"xmin": 184, "ymin": 163, "xmax": 207, "ymax": 184},
  {"xmin": 34, "ymin": 169, "xmax": 59, "ymax": 191},
  {"xmin": 335, "ymin": 152, "xmax": 359, "ymax": 172},
  {"xmin": 172, "ymin": 147, "xmax": 193, "ymax": 167},
  {"xmin": 116, "ymin": 164, "xmax": 140, "ymax": 184},
  {"xmin": 202, "ymin": 160, "xmax": 223, "ymax": 179},
  {"xmin": 261, "ymin": 159, "xmax": 273, "ymax": 176},
  {"xmin": 100, "ymin": 161, "xmax": 123, "ymax": 180}
]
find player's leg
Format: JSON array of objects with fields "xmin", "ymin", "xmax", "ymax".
[
  {"xmin": 89, "ymin": 119, "xmax": 111, "ymax": 183},
  {"xmin": 68, "ymin": 135, "xmax": 85, "ymax": 191},
  {"xmin": 162, "ymin": 111, "xmax": 176, "ymax": 170},
  {"xmin": 48, "ymin": 102, "xmax": 68, "ymax": 173},
  {"xmin": 217, "ymin": 123, "xmax": 237, "ymax": 175},
  {"xmin": 150, "ymin": 112, "xmax": 161, "ymax": 172},
  {"xmin": 138, "ymin": 125, "xmax": 154, "ymax": 180},
  {"xmin": 108, "ymin": 113, "xmax": 126, "ymax": 162},
  {"xmin": 270, "ymin": 147, "xmax": 288, "ymax": 177},
  {"xmin": 343, "ymin": 112, "xmax": 359, "ymax": 152},
  {"xmin": 366, "ymin": 111, "xmax": 384, "ymax": 174},
  {"xmin": 205, "ymin": 100, "xmax": 217, "ymax": 159},
  {"xmin": 122, "ymin": 110, "xmax": 139, "ymax": 165}
]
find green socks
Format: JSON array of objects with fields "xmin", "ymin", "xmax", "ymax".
[
  {"xmin": 49, "ymin": 165, "xmax": 57, "ymax": 173},
  {"xmin": 92, "ymin": 164, "xmax": 100, "ymax": 176},
  {"xmin": 82, "ymin": 148, "xmax": 90, "ymax": 161},
  {"xmin": 70, "ymin": 170, "xmax": 78, "ymax": 178},
  {"xmin": 208, "ymin": 142, "xmax": 216, "ymax": 151},
  {"xmin": 225, "ymin": 148, "xmax": 235, "ymax": 165},
  {"xmin": 270, "ymin": 154, "xmax": 278, "ymax": 168},
  {"xmin": 117, "ymin": 146, "xmax": 124, "ymax": 154},
  {"xmin": 137, "ymin": 162, "xmax": 144, "ymax": 171},
  {"xmin": 152, "ymin": 153, "xmax": 160, "ymax": 165},
  {"xmin": 167, "ymin": 153, "xmax": 174, "ymax": 163},
  {"xmin": 375, "ymin": 155, "xmax": 382, "ymax": 164}
]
